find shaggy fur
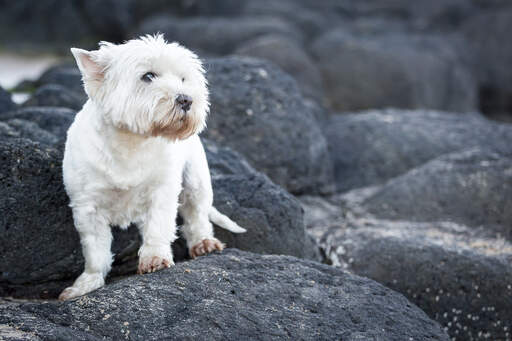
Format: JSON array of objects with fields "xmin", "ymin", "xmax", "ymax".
[{"xmin": 59, "ymin": 35, "xmax": 245, "ymax": 301}]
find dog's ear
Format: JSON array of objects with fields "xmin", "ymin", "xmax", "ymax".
[
  {"xmin": 71, "ymin": 48, "xmax": 105, "ymax": 98},
  {"xmin": 70, "ymin": 48, "xmax": 104, "ymax": 81}
]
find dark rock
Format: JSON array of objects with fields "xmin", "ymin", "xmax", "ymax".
[
  {"xmin": 0, "ymin": 122, "xmax": 20, "ymax": 140},
  {"xmin": 0, "ymin": 138, "xmax": 314, "ymax": 298},
  {"xmin": 0, "ymin": 0, "xmax": 93, "ymax": 48},
  {"xmin": 0, "ymin": 107, "xmax": 76, "ymax": 140},
  {"xmin": 302, "ymin": 197, "xmax": 512, "ymax": 341},
  {"xmin": 463, "ymin": 10, "xmax": 512, "ymax": 120},
  {"xmin": 134, "ymin": 0, "xmax": 247, "ymax": 19},
  {"xmin": 311, "ymin": 30, "xmax": 477, "ymax": 112},
  {"xmin": 81, "ymin": 0, "xmax": 136, "ymax": 43},
  {"xmin": 203, "ymin": 56, "xmax": 334, "ymax": 195},
  {"xmin": 136, "ymin": 15, "xmax": 302, "ymax": 55},
  {"xmin": 324, "ymin": 109, "xmax": 512, "ymax": 192},
  {"xmin": 36, "ymin": 64, "xmax": 85, "ymax": 99},
  {"xmin": 0, "ymin": 249, "xmax": 449, "ymax": 341},
  {"xmin": 23, "ymin": 84, "xmax": 85, "ymax": 110},
  {"xmin": 362, "ymin": 148, "xmax": 512, "ymax": 239},
  {"xmin": 204, "ymin": 140, "xmax": 318, "ymax": 261},
  {"xmin": 0, "ymin": 86, "xmax": 16, "ymax": 114},
  {"xmin": 235, "ymin": 34, "xmax": 323, "ymax": 99},
  {"xmin": 5, "ymin": 119, "xmax": 59, "ymax": 145}
]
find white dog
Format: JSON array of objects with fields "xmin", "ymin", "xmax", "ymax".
[{"xmin": 59, "ymin": 35, "xmax": 245, "ymax": 301}]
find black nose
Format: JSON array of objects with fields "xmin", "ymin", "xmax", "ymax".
[{"xmin": 176, "ymin": 94, "xmax": 192, "ymax": 112}]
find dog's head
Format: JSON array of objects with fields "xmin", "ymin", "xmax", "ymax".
[{"xmin": 71, "ymin": 34, "xmax": 209, "ymax": 141}]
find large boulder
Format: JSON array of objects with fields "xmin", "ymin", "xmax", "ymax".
[
  {"xmin": 463, "ymin": 9, "xmax": 512, "ymax": 120},
  {"xmin": 204, "ymin": 56, "xmax": 334, "ymax": 195},
  {"xmin": 0, "ymin": 86, "xmax": 16, "ymax": 114},
  {"xmin": 361, "ymin": 148, "xmax": 512, "ymax": 238},
  {"xmin": 302, "ymin": 196, "xmax": 512, "ymax": 341},
  {"xmin": 0, "ymin": 249, "xmax": 449, "ymax": 341},
  {"xmin": 23, "ymin": 84, "xmax": 85, "ymax": 110},
  {"xmin": 0, "ymin": 137, "xmax": 314, "ymax": 298},
  {"xmin": 0, "ymin": 107, "xmax": 76, "ymax": 142},
  {"xmin": 136, "ymin": 15, "xmax": 302, "ymax": 55},
  {"xmin": 235, "ymin": 34, "xmax": 323, "ymax": 99},
  {"xmin": 311, "ymin": 30, "xmax": 477, "ymax": 112},
  {"xmin": 324, "ymin": 109, "xmax": 512, "ymax": 192}
]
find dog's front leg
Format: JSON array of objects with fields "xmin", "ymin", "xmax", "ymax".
[
  {"xmin": 137, "ymin": 189, "xmax": 178, "ymax": 274},
  {"xmin": 59, "ymin": 207, "xmax": 113, "ymax": 300}
]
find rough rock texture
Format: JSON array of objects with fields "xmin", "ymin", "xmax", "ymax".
[
  {"xmin": 362, "ymin": 148, "xmax": 512, "ymax": 238},
  {"xmin": 137, "ymin": 15, "xmax": 301, "ymax": 55},
  {"xmin": 4, "ymin": 119, "xmax": 59, "ymax": 146},
  {"xmin": 203, "ymin": 56, "xmax": 334, "ymax": 195},
  {"xmin": 23, "ymin": 84, "xmax": 85, "ymax": 110},
  {"xmin": 301, "ymin": 196, "xmax": 512, "ymax": 341},
  {"xmin": 0, "ymin": 249, "xmax": 449, "ymax": 341},
  {"xmin": 0, "ymin": 107, "xmax": 76, "ymax": 142},
  {"xmin": 324, "ymin": 109, "xmax": 512, "ymax": 192},
  {"xmin": 311, "ymin": 30, "xmax": 477, "ymax": 112},
  {"xmin": 0, "ymin": 138, "xmax": 314, "ymax": 298},
  {"xmin": 0, "ymin": 86, "xmax": 16, "ymax": 114},
  {"xmin": 235, "ymin": 34, "xmax": 323, "ymax": 99}
]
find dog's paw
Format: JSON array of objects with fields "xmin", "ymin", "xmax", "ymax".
[
  {"xmin": 137, "ymin": 256, "xmax": 174, "ymax": 275},
  {"xmin": 58, "ymin": 272, "xmax": 105, "ymax": 301},
  {"xmin": 190, "ymin": 238, "xmax": 225, "ymax": 259}
]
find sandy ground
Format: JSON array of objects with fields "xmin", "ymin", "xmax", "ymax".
[{"xmin": 0, "ymin": 53, "xmax": 60, "ymax": 103}]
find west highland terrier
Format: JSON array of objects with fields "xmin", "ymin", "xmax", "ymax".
[{"xmin": 59, "ymin": 34, "xmax": 246, "ymax": 301}]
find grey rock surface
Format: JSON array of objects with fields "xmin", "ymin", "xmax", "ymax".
[
  {"xmin": 362, "ymin": 148, "xmax": 512, "ymax": 238},
  {"xmin": 324, "ymin": 109, "xmax": 512, "ymax": 192},
  {"xmin": 0, "ymin": 86, "xmax": 16, "ymax": 114},
  {"xmin": 302, "ymin": 196, "xmax": 512, "ymax": 341},
  {"xmin": 311, "ymin": 30, "xmax": 477, "ymax": 112},
  {"xmin": 0, "ymin": 106, "xmax": 76, "ymax": 142},
  {"xmin": 23, "ymin": 84, "xmax": 85, "ymax": 110},
  {"xmin": 137, "ymin": 15, "xmax": 301, "ymax": 56},
  {"xmin": 235, "ymin": 34, "xmax": 323, "ymax": 99},
  {"xmin": 203, "ymin": 56, "xmax": 334, "ymax": 195},
  {"xmin": 0, "ymin": 249, "xmax": 449, "ymax": 341}
]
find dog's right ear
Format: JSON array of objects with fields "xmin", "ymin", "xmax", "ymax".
[{"xmin": 71, "ymin": 48, "xmax": 104, "ymax": 82}]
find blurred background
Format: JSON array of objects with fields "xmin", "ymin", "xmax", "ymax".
[
  {"xmin": 0, "ymin": 0, "xmax": 511, "ymax": 121},
  {"xmin": 1, "ymin": 1, "xmax": 512, "ymax": 340}
]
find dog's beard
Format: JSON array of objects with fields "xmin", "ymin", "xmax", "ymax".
[{"xmin": 149, "ymin": 107, "xmax": 202, "ymax": 141}]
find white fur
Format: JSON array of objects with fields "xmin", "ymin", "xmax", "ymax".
[{"xmin": 59, "ymin": 35, "xmax": 245, "ymax": 301}]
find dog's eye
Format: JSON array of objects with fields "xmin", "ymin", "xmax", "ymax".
[
  {"xmin": 182, "ymin": 77, "xmax": 185, "ymax": 82},
  {"xmin": 141, "ymin": 72, "xmax": 157, "ymax": 83}
]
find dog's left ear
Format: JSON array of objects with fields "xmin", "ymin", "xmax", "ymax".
[{"xmin": 71, "ymin": 48, "xmax": 105, "ymax": 97}]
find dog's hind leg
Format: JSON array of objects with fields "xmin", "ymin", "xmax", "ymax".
[
  {"xmin": 179, "ymin": 137, "xmax": 224, "ymax": 259},
  {"xmin": 59, "ymin": 207, "xmax": 113, "ymax": 300}
]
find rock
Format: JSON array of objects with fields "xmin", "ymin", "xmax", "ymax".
[
  {"xmin": 0, "ymin": 138, "xmax": 314, "ymax": 298},
  {"xmin": 0, "ymin": 249, "xmax": 449, "ymax": 341},
  {"xmin": 0, "ymin": 122, "xmax": 20, "ymax": 140},
  {"xmin": 235, "ymin": 34, "xmax": 323, "ymax": 99},
  {"xmin": 203, "ymin": 56, "xmax": 334, "ymax": 195},
  {"xmin": 36, "ymin": 64, "xmax": 85, "ymax": 99},
  {"xmin": 81, "ymin": 0, "xmax": 136, "ymax": 42},
  {"xmin": 136, "ymin": 15, "xmax": 302, "ymax": 55},
  {"xmin": 311, "ymin": 30, "xmax": 477, "ymax": 112},
  {"xmin": 0, "ymin": 107, "xmax": 76, "ymax": 141},
  {"xmin": 23, "ymin": 84, "xmax": 85, "ymax": 110},
  {"xmin": 463, "ymin": 9, "xmax": 512, "ymax": 120},
  {"xmin": 0, "ymin": 86, "xmax": 16, "ymax": 114},
  {"xmin": 361, "ymin": 148, "xmax": 512, "ymax": 239},
  {"xmin": 324, "ymin": 109, "xmax": 512, "ymax": 192},
  {"xmin": 204, "ymin": 140, "xmax": 319, "ymax": 262},
  {"xmin": 302, "ymin": 197, "xmax": 512, "ymax": 341},
  {"xmin": 4, "ymin": 119, "xmax": 59, "ymax": 145},
  {"xmin": 0, "ymin": 0, "xmax": 93, "ymax": 48}
]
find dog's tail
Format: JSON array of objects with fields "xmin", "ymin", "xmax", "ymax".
[{"xmin": 209, "ymin": 207, "xmax": 246, "ymax": 233}]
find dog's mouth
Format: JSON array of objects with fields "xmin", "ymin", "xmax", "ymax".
[{"xmin": 149, "ymin": 107, "xmax": 200, "ymax": 141}]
